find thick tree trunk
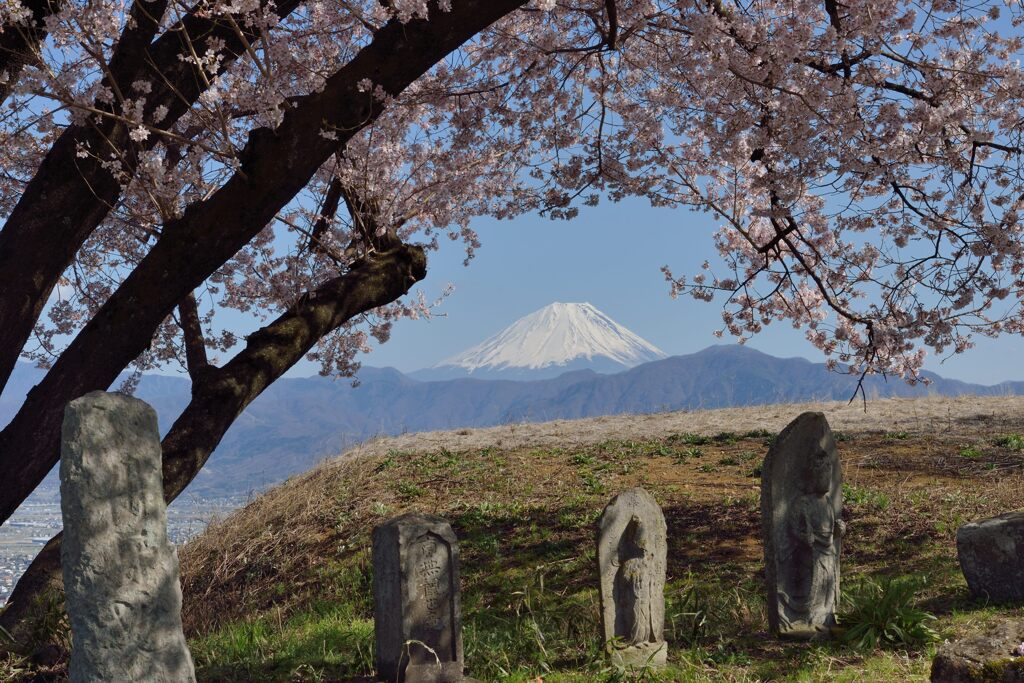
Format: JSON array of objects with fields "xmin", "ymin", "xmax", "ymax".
[
  {"xmin": 0, "ymin": 241, "xmax": 426, "ymax": 648},
  {"xmin": 0, "ymin": 0, "xmax": 304, "ymax": 393},
  {"xmin": 0, "ymin": 0, "xmax": 526, "ymax": 528}
]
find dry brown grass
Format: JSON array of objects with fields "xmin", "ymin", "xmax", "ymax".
[{"xmin": 339, "ymin": 395, "xmax": 1024, "ymax": 460}]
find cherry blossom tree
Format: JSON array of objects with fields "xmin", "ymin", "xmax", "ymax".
[{"xmin": 1, "ymin": 0, "xmax": 1022, "ymax": 649}]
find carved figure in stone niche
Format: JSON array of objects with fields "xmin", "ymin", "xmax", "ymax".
[
  {"xmin": 597, "ymin": 487, "xmax": 667, "ymax": 668},
  {"xmin": 613, "ymin": 515, "xmax": 657, "ymax": 646},
  {"xmin": 776, "ymin": 437, "xmax": 845, "ymax": 634},
  {"xmin": 761, "ymin": 411, "xmax": 845, "ymax": 640}
]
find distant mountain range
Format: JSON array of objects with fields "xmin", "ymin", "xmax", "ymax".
[
  {"xmin": 413, "ymin": 302, "xmax": 667, "ymax": 380},
  {"xmin": 3, "ymin": 344, "xmax": 1022, "ymax": 497}
]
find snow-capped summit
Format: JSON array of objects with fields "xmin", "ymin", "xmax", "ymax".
[{"xmin": 415, "ymin": 302, "xmax": 667, "ymax": 381}]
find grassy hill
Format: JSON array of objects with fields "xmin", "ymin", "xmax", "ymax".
[{"xmin": 169, "ymin": 396, "xmax": 1024, "ymax": 682}]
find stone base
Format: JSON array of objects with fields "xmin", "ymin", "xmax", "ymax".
[
  {"xmin": 609, "ymin": 641, "xmax": 668, "ymax": 669},
  {"xmin": 397, "ymin": 661, "xmax": 464, "ymax": 683},
  {"xmin": 931, "ymin": 618, "xmax": 1024, "ymax": 682},
  {"xmin": 778, "ymin": 622, "xmax": 834, "ymax": 641},
  {"xmin": 957, "ymin": 512, "xmax": 1024, "ymax": 604}
]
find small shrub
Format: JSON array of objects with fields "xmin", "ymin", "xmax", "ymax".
[
  {"xmin": 718, "ymin": 456, "xmax": 740, "ymax": 466},
  {"xmin": 838, "ymin": 576, "xmax": 939, "ymax": 650},
  {"xmin": 884, "ymin": 431, "xmax": 910, "ymax": 440},
  {"xmin": 697, "ymin": 463, "xmax": 717, "ymax": 473},
  {"xmin": 741, "ymin": 428, "xmax": 774, "ymax": 439}
]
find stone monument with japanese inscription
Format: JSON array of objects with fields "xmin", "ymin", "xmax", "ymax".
[
  {"xmin": 373, "ymin": 513, "xmax": 464, "ymax": 683},
  {"xmin": 761, "ymin": 411, "xmax": 844, "ymax": 640},
  {"xmin": 597, "ymin": 487, "xmax": 668, "ymax": 668},
  {"xmin": 60, "ymin": 391, "xmax": 196, "ymax": 682}
]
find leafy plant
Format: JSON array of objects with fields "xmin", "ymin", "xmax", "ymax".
[
  {"xmin": 581, "ymin": 471, "xmax": 607, "ymax": 494},
  {"xmin": 671, "ymin": 447, "xmax": 704, "ymax": 464},
  {"xmin": 959, "ymin": 445, "xmax": 983, "ymax": 459},
  {"xmin": 571, "ymin": 452, "xmax": 596, "ymax": 466},
  {"xmin": 994, "ymin": 433, "xmax": 1024, "ymax": 450},
  {"xmin": 713, "ymin": 431, "xmax": 739, "ymax": 444},
  {"xmin": 668, "ymin": 433, "xmax": 710, "ymax": 446},
  {"xmin": 395, "ymin": 481, "xmax": 426, "ymax": 498},
  {"xmin": 838, "ymin": 576, "xmax": 939, "ymax": 650}
]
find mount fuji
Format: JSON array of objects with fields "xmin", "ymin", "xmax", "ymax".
[{"xmin": 412, "ymin": 302, "xmax": 668, "ymax": 380}]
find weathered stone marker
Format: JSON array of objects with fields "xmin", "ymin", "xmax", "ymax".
[
  {"xmin": 931, "ymin": 616, "xmax": 1024, "ymax": 682},
  {"xmin": 597, "ymin": 487, "xmax": 668, "ymax": 668},
  {"xmin": 373, "ymin": 513, "xmax": 464, "ymax": 683},
  {"xmin": 60, "ymin": 391, "xmax": 196, "ymax": 683},
  {"xmin": 760, "ymin": 412, "xmax": 844, "ymax": 640},
  {"xmin": 956, "ymin": 511, "xmax": 1024, "ymax": 604}
]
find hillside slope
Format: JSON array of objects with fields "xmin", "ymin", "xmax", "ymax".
[
  {"xmin": 5, "ymin": 348, "xmax": 1024, "ymax": 497},
  {"xmin": 176, "ymin": 396, "xmax": 1024, "ymax": 683}
]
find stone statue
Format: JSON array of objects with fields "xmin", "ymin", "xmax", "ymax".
[
  {"xmin": 598, "ymin": 488, "xmax": 667, "ymax": 668},
  {"xmin": 761, "ymin": 412, "xmax": 844, "ymax": 639}
]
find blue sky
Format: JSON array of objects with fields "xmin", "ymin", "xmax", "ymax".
[{"xmin": 284, "ymin": 197, "xmax": 1024, "ymax": 386}]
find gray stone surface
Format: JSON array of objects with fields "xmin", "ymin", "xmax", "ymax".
[
  {"xmin": 761, "ymin": 411, "xmax": 844, "ymax": 640},
  {"xmin": 373, "ymin": 513, "xmax": 463, "ymax": 683},
  {"xmin": 931, "ymin": 617, "xmax": 1024, "ymax": 682},
  {"xmin": 60, "ymin": 391, "xmax": 196, "ymax": 683},
  {"xmin": 956, "ymin": 511, "xmax": 1024, "ymax": 604},
  {"xmin": 597, "ymin": 487, "xmax": 668, "ymax": 669}
]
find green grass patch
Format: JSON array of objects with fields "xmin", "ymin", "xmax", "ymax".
[
  {"xmin": 958, "ymin": 445, "xmax": 983, "ymax": 459},
  {"xmin": 667, "ymin": 433, "xmax": 711, "ymax": 446},
  {"xmin": 843, "ymin": 483, "xmax": 891, "ymax": 511},
  {"xmin": 994, "ymin": 433, "xmax": 1024, "ymax": 450},
  {"xmin": 191, "ymin": 601, "xmax": 375, "ymax": 682}
]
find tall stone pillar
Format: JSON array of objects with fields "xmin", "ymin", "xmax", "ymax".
[
  {"xmin": 60, "ymin": 391, "xmax": 196, "ymax": 682},
  {"xmin": 373, "ymin": 513, "xmax": 464, "ymax": 683}
]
